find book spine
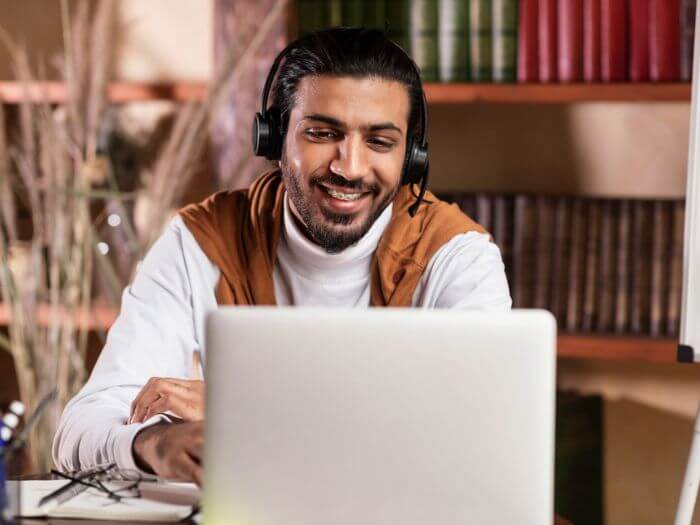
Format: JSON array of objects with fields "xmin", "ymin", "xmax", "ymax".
[
  {"xmin": 581, "ymin": 200, "xmax": 600, "ymax": 332},
  {"xmin": 566, "ymin": 198, "xmax": 586, "ymax": 332},
  {"xmin": 493, "ymin": 195, "xmax": 514, "ymax": 279},
  {"xmin": 438, "ymin": 0, "xmax": 471, "ymax": 81},
  {"xmin": 583, "ymin": 0, "xmax": 601, "ymax": 82},
  {"xmin": 628, "ymin": 0, "xmax": 650, "ymax": 81},
  {"xmin": 538, "ymin": 0, "xmax": 559, "ymax": 82},
  {"xmin": 534, "ymin": 196, "xmax": 555, "ymax": 309},
  {"xmin": 298, "ymin": 0, "xmax": 329, "ymax": 35},
  {"xmin": 518, "ymin": 0, "xmax": 539, "ymax": 82},
  {"xmin": 342, "ymin": 0, "xmax": 365, "ymax": 26},
  {"xmin": 550, "ymin": 198, "xmax": 571, "ymax": 327},
  {"xmin": 614, "ymin": 200, "xmax": 631, "ymax": 333},
  {"xmin": 681, "ymin": 0, "xmax": 697, "ymax": 81},
  {"xmin": 558, "ymin": 0, "xmax": 584, "ymax": 82},
  {"xmin": 364, "ymin": 0, "xmax": 387, "ymax": 30},
  {"xmin": 667, "ymin": 200, "xmax": 685, "ymax": 336},
  {"xmin": 476, "ymin": 193, "xmax": 493, "ymax": 232},
  {"xmin": 470, "ymin": 0, "xmax": 494, "ymax": 81},
  {"xmin": 409, "ymin": 0, "xmax": 439, "ymax": 81},
  {"xmin": 386, "ymin": 0, "xmax": 412, "ymax": 52},
  {"xmin": 595, "ymin": 199, "xmax": 616, "ymax": 332},
  {"xmin": 492, "ymin": 0, "xmax": 518, "ymax": 82},
  {"xmin": 649, "ymin": 0, "xmax": 681, "ymax": 81},
  {"xmin": 513, "ymin": 195, "xmax": 536, "ymax": 308},
  {"xmin": 630, "ymin": 201, "xmax": 652, "ymax": 334},
  {"xmin": 650, "ymin": 201, "xmax": 669, "ymax": 336},
  {"xmin": 600, "ymin": 0, "xmax": 627, "ymax": 81},
  {"xmin": 328, "ymin": 0, "xmax": 344, "ymax": 26}
]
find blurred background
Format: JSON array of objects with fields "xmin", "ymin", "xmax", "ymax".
[{"xmin": 0, "ymin": 1, "xmax": 697, "ymax": 523}]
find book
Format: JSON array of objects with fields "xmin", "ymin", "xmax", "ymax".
[
  {"xmin": 682, "ymin": 0, "xmax": 697, "ymax": 81},
  {"xmin": 558, "ymin": 0, "xmax": 584, "ymax": 82},
  {"xmin": 649, "ymin": 0, "xmax": 681, "ymax": 81},
  {"xmin": 534, "ymin": 196, "xmax": 555, "ymax": 310},
  {"xmin": 493, "ymin": 195, "xmax": 514, "ymax": 279},
  {"xmin": 513, "ymin": 195, "xmax": 536, "ymax": 308},
  {"xmin": 298, "ymin": 0, "xmax": 329, "ymax": 36},
  {"xmin": 365, "ymin": 0, "xmax": 388, "ymax": 30},
  {"xmin": 470, "ymin": 0, "xmax": 493, "ymax": 81},
  {"xmin": 582, "ymin": 0, "xmax": 601, "ymax": 82},
  {"xmin": 518, "ymin": 0, "xmax": 539, "ymax": 82},
  {"xmin": 538, "ymin": 0, "xmax": 559, "ymax": 82},
  {"xmin": 668, "ymin": 201, "xmax": 685, "ymax": 336},
  {"xmin": 492, "ymin": 0, "xmax": 518, "ymax": 82},
  {"xmin": 628, "ymin": 0, "xmax": 650, "ymax": 81},
  {"xmin": 614, "ymin": 199, "xmax": 631, "ymax": 333},
  {"xmin": 550, "ymin": 198, "xmax": 571, "ymax": 326},
  {"xmin": 566, "ymin": 198, "xmax": 586, "ymax": 332},
  {"xmin": 438, "ymin": 0, "xmax": 470, "ymax": 81},
  {"xmin": 581, "ymin": 200, "xmax": 600, "ymax": 332},
  {"xmin": 386, "ymin": 0, "xmax": 412, "ymax": 52},
  {"xmin": 475, "ymin": 193, "xmax": 493, "ymax": 232},
  {"xmin": 650, "ymin": 201, "xmax": 669, "ymax": 336},
  {"xmin": 630, "ymin": 200, "xmax": 651, "ymax": 334},
  {"xmin": 327, "ymin": 0, "xmax": 343, "ymax": 26},
  {"xmin": 342, "ymin": 0, "xmax": 365, "ymax": 26},
  {"xmin": 409, "ymin": 0, "xmax": 440, "ymax": 81},
  {"xmin": 600, "ymin": 0, "xmax": 627, "ymax": 81},
  {"xmin": 595, "ymin": 199, "xmax": 616, "ymax": 332}
]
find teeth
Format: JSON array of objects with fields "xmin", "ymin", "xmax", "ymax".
[{"xmin": 325, "ymin": 187, "xmax": 363, "ymax": 201}]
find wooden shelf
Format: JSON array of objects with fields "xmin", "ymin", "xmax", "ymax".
[
  {"xmin": 0, "ymin": 302, "xmax": 679, "ymax": 362},
  {"xmin": 424, "ymin": 83, "xmax": 691, "ymax": 103},
  {"xmin": 0, "ymin": 81, "xmax": 690, "ymax": 104},
  {"xmin": 0, "ymin": 81, "xmax": 208, "ymax": 104}
]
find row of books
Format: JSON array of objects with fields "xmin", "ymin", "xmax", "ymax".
[
  {"xmin": 297, "ymin": 0, "xmax": 697, "ymax": 83},
  {"xmin": 440, "ymin": 193, "xmax": 685, "ymax": 336}
]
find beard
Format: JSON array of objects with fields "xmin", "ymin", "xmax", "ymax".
[{"xmin": 280, "ymin": 158, "xmax": 399, "ymax": 254}]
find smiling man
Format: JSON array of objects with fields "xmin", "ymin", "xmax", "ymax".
[{"xmin": 53, "ymin": 27, "xmax": 511, "ymax": 483}]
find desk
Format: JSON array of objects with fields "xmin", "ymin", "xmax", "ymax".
[{"xmin": 10, "ymin": 474, "xmax": 573, "ymax": 525}]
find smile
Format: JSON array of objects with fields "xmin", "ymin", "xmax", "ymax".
[{"xmin": 324, "ymin": 187, "xmax": 364, "ymax": 201}]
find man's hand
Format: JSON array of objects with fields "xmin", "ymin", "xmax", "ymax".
[
  {"xmin": 129, "ymin": 378, "xmax": 204, "ymax": 424},
  {"xmin": 132, "ymin": 421, "xmax": 204, "ymax": 485}
]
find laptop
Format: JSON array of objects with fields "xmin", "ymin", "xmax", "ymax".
[{"xmin": 203, "ymin": 307, "xmax": 556, "ymax": 525}]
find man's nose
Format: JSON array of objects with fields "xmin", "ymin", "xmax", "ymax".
[{"xmin": 329, "ymin": 134, "xmax": 369, "ymax": 181}]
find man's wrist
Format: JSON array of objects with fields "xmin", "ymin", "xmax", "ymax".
[{"xmin": 131, "ymin": 423, "xmax": 164, "ymax": 474}]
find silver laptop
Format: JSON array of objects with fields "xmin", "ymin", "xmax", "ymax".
[{"xmin": 203, "ymin": 307, "xmax": 556, "ymax": 525}]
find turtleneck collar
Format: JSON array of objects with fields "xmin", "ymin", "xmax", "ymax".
[{"xmin": 278, "ymin": 192, "xmax": 393, "ymax": 281}]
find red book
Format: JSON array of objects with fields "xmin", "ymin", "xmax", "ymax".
[
  {"xmin": 649, "ymin": 0, "xmax": 681, "ymax": 81},
  {"xmin": 538, "ymin": 0, "xmax": 558, "ymax": 82},
  {"xmin": 583, "ymin": 0, "xmax": 601, "ymax": 82},
  {"xmin": 518, "ymin": 0, "xmax": 539, "ymax": 82},
  {"xmin": 600, "ymin": 0, "xmax": 627, "ymax": 81},
  {"xmin": 558, "ymin": 0, "xmax": 584, "ymax": 82},
  {"xmin": 628, "ymin": 0, "xmax": 650, "ymax": 81}
]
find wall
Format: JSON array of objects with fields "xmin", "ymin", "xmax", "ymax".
[{"xmin": 1, "ymin": 2, "xmax": 699, "ymax": 523}]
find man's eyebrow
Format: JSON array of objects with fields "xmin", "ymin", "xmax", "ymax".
[{"xmin": 303, "ymin": 113, "xmax": 404, "ymax": 136}]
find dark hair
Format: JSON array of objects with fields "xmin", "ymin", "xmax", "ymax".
[{"xmin": 271, "ymin": 27, "xmax": 423, "ymax": 141}]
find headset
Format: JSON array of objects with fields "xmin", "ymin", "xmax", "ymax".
[{"xmin": 252, "ymin": 35, "xmax": 430, "ymax": 217}]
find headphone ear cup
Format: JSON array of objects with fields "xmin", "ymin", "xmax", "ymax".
[
  {"xmin": 402, "ymin": 140, "xmax": 429, "ymax": 186},
  {"xmin": 251, "ymin": 107, "xmax": 283, "ymax": 160}
]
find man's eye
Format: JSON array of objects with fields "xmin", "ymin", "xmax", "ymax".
[
  {"xmin": 367, "ymin": 138, "xmax": 394, "ymax": 150},
  {"xmin": 306, "ymin": 130, "xmax": 337, "ymax": 140}
]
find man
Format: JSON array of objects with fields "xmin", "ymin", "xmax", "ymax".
[{"xmin": 53, "ymin": 27, "xmax": 511, "ymax": 484}]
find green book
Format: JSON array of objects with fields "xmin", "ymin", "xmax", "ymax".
[
  {"xmin": 492, "ymin": 0, "xmax": 517, "ymax": 82},
  {"xmin": 438, "ymin": 0, "xmax": 470, "ymax": 81},
  {"xmin": 469, "ymin": 0, "xmax": 492, "ymax": 81},
  {"xmin": 342, "ymin": 0, "xmax": 365, "ymax": 26},
  {"xmin": 385, "ymin": 0, "xmax": 411, "ymax": 53},
  {"xmin": 409, "ymin": 0, "xmax": 439, "ymax": 82},
  {"xmin": 327, "ymin": 0, "xmax": 343, "ymax": 26},
  {"xmin": 298, "ymin": 0, "xmax": 328, "ymax": 35},
  {"xmin": 364, "ymin": 0, "xmax": 387, "ymax": 30}
]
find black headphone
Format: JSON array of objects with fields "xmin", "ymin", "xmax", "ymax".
[{"xmin": 252, "ymin": 38, "xmax": 430, "ymax": 217}]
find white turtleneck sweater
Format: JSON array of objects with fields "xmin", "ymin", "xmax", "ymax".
[{"xmin": 53, "ymin": 194, "xmax": 512, "ymax": 472}]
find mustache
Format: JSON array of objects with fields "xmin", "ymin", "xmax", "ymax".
[{"xmin": 309, "ymin": 172, "xmax": 379, "ymax": 194}]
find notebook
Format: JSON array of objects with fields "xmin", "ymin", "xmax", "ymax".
[{"xmin": 7, "ymin": 479, "xmax": 199, "ymax": 522}]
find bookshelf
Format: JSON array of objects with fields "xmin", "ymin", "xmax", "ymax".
[
  {"xmin": 0, "ymin": 81, "xmax": 691, "ymax": 105},
  {"xmin": 0, "ymin": 302, "xmax": 679, "ymax": 362}
]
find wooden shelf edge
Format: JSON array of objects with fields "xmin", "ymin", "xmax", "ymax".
[
  {"xmin": 557, "ymin": 334, "xmax": 678, "ymax": 363},
  {"xmin": 0, "ymin": 81, "xmax": 208, "ymax": 104},
  {"xmin": 0, "ymin": 81, "xmax": 690, "ymax": 104}
]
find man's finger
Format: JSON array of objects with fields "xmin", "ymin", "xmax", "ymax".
[
  {"xmin": 132, "ymin": 379, "xmax": 190, "ymax": 423},
  {"xmin": 130, "ymin": 377, "xmax": 162, "ymax": 422}
]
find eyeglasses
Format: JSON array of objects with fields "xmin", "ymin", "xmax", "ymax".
[{"xmin": 50, "ymin": 463, "xmax": 151, "ymax": 503}]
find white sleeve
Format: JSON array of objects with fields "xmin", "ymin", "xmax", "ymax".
[
  {"xmin": 413, "ymin": 231, "xmax": 513, "ymax": 310},
  {"xmin": 52, "ymin": 216, "xmax": 218, "ymax": 471}
]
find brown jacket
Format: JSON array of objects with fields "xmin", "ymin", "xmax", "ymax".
[{"xmin": 179, "ymin": 170, "xmax": 486, "ymax": 307}]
